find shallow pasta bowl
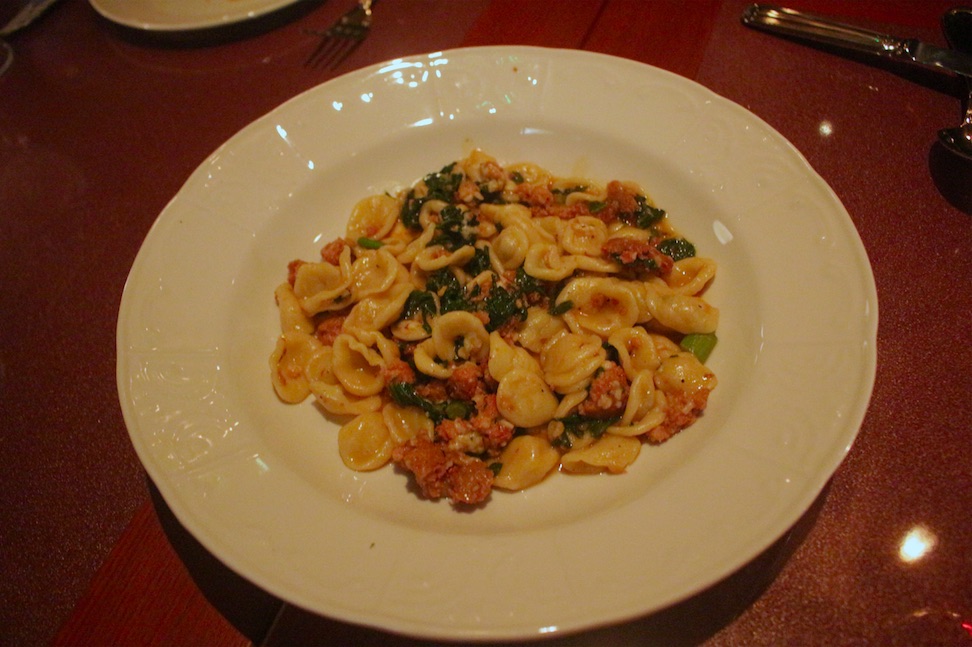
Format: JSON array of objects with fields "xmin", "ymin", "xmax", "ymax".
[{"xmin": 116, "ymin": 46, "xmax": 877, "ymax": 641}]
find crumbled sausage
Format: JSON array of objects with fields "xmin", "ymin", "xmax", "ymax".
[
  {"xmin": 601, "ymin": 237, "xmax": 674, "ymax": 274},
  {"xmin": 320, "ymin": 238, "xmax": 349, "ymax": 265},
  {"xmin": 457, "ymin": 178, "xmax": 483, "ymax": 204},
  {"xmin": 469, "ymin": 392, "xmax": 514, "ymax": 452},
  {"xmin": 446, "ymin": 362, "xmax": 482, "ymax": 401},
  {"xmin": 315, "ymin": 317, "xmax": 344, "ymax": 346},
  {"xmin": 392, "ymin": 435, "xmax": 493, "ymax": 505},
  {"xmin": 481, "ymin": 160, "xmax": 506, "ymax": 181},
  {"xmin": 603, "ymin": 180, "xmax": 639, "ymax": 222},
  {"xmin": 514, "ymin": 181, "xmax": 554, "ymax": 207},
  {"xmin": 414, "ymin": 379, "xmax": 448, "ymax": 402},
  {"xmin": 578, "ymin": 363, "xmax": 629, "ymax": 418},
  {"xmin": 287, "ymin": 259, "xmax": 305, "ymax": 287},
  {"xmin": 383, "ymin": 359, "xmax": 416, "ymax": 385},
  {"xmin": 646, "ymin": 388, "xmax": 710, "ymax": 444}
]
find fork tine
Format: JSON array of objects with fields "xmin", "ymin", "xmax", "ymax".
[
  {"xmin": 303, "ymin": 0, "xmax": 373, "ymax": 71},
  {"xmin": 321, "ymin": 38, "xmax": 363, "ymax": 70},
  {"xmin": 315, "ymin": 38, "xmax": 351, "ymax": 70},
  {"xmin": 304, "ymin": 34, "xmax": 343, "ymax": 68},
  {"xmin": 303, "ymin": 33, "xmax": 335, "ymax": 68}
]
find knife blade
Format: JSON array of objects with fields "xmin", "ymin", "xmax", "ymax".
[
  {"xmin": 742, "ymin": 4, "xmax": 972, "ymax": 78},
  {"xmin": 1, "ymin": 0, "xmax": 60, "ymax": 38}
]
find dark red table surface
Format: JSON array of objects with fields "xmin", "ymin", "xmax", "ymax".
[{"xmin": 1, "ymin": 1, "xmax": 970, "ymax": 645}]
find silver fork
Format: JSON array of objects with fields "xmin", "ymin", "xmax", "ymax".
[{"xmin": 304, "ymin": 0, "xmax": 374, "ymax": 70}]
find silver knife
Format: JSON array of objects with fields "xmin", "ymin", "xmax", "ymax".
[
  {"xmin": 1, "ymin": 0, "xmax": 60, "ymax": 37},
  {"xmin": 742, "ymin": 4, "xmax": 972, "ymax": 78}
]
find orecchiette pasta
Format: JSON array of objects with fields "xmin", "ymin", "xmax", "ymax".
[
  {"xmin": 270, "ymin": 151, "xmax": 719, "ymax": 507},
  {"xmin": 540, "ymin": 330, "xmax": 606, "ymax": 394},
  {"xmin": 346, "ymin": 194, "xmax": 400, "ymax": 242},
  {"xmin": 556, "ymin": 277, "xmax": 640, "ymax": 337},
  {"xmin": 274, "ymin": 283, "xmax": 314, "ymax": 335},
  {"xmin": 349, "ymin": 249, "xmax": 400, "ymax": 300},
  {"xmin": 330, "ymin": 333, "xmax": 386, "ymax": 397},
  {"xmin": 269, "ymin": 331, "xmax": 323, "ymax": 403},
  {"xmin": 493, "ymin": 435, "xmax": 560, "ymax": 491},
  {"xmin": 338, "ymin": 412, "xmax": 394, "ymax": 471}
]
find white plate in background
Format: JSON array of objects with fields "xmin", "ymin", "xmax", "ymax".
[{"xmin": 90, "ymin": 0, "xmax": 304, "ymax": 31}]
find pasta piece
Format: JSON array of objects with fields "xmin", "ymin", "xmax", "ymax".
[
  {"xmin": 310, "ymin": 381, "xmax": 383, "ymax": 416},
  {"xmin": 487, "ymin": 331, "xmax": 542, "ymax": 382},
  {"xmin": 561, "ymin": 435, "xmax": 641, "ymax": 474},
  {"xmin": 505, "ymin": 161, "xmax": 553, "ymax": 185},
  {"xmin": 346, "ymin": 194, "xmax": 401, "ymax": 242},
  {"xmin": 523, "ymin": 243, "xmax": 577, "ymax": 281},
  {"xmin": 491, "ymin": 225, "xmax": 530, "ymax": 270},
  {"xmin": 304, "ymin": 346, "xmax": 381, "ymax": 416},
  {"xmin": 413, "ymin": 338, "xmax": 453, "ymax": 379},
  {"xmin": 480, "ymin": 203, "xmax": 554, "ymax": 245},
  {"xmin": 431, "ymin": 310, "xmax": 491, "ymax": 363},
  {"xmin": 464, "ymin": 268, "xmax": 497, "ymax": 302},
  {"xmin": 553, "ymin": 390, "xmax": 588, "ymax": 419},
  {"xmin": 338, "ymin": 412, "xmax": 394, "ymax": 471},
  {"xmin": 493, "ymin": 435, "xmax": 560, "ymax": 491},
  {"xmin": 559, "ymin": 216, "xmax": 607, "ymax": 256},
  {"xmin": 304, "ymin": 346, "xmax": 336, "ymax": 386},
  {"xmin": 395, "ymin": 223, "xmax": 435, "ymax": 265},
  {"xmin": 273, "ymin": 282, "xmax": 314, "ymax": 335},
  {"xmin": 652, "ymin": 292, "xmax": 720, "ymax": 334},
  {"xmin": 649, "ymin": 332, "xmax": 682, "ymax": 358},
  {"xmin": 375, "ymin": 220, "xmax": 417, "ymax": 257},
  {"xmin": 540, "ymin": 330, "xmax": 605, "ymax": 394},
  {"xmin": 557, "ymin": 277, "xmax": 639, "ymax": 338},
  {"xmin": 418, "ymin": 199, "xmax": 450, "ymax": 230},
  {"xmin": 390, "ymin": 318, "xmax": 431, "ymax": 342},
  {"xmin": 329, "ymin": 333, "xmax": 386, "ymax": 397},
  {"xmin": 655, "ymin": 351, "xmax": 717, "ymax": 394},
  {"xmin": 382, "ymin": 402, "xmax": 434, "ymax": 445},
  {"xmin": 293, "ymin": 246, "xmax": 353, "ymax": 314},
  {"xmin": 572, "ymin": 254, "xmax": 621, "ymax": 274},
  {"xmin": 496, "ymin": 368, "xmax": 559, "ymax": 428},
  {"xmin": 269, "ymin": 331, "xmax": 323, "ymax": 403},
  {"xmin": 607, "ymin": 223, "xmax": 652, "ymax": 241},
  {"xmin": 660, "ymin": 256, "xmax": 717, "ymax": 296},
  {"xmin": 609, "ymin": 372, "xmax": 665, "ymax": 436},
  {"xmin": 633, "ymin": 283, "xmax": 719, "ymax": 333},
  {"xmin": 346, "ymin": 327, "xmax": 400, "ymax": 365},
  {"xmin": 517, "ymin": 307, "xmax": 568, "ymax": 354},
  {"xmin": 458, "ymin": 148, "xmax": 502, "ymax": 182},
  {"xmin": 534, "ymin": 216, "xmax": 565, "ymax": 240},
  {"xmin": 349, "ymin": 249, "xmax": 401, "ymax": 300},
  {"xmin": 343, "ymin": 282, "xmax": 412, "ymax": 332},
  {"xmin": 486, "ymin": 331, "xmax": 517, "ymax": 381},
  {"xmin": 414, "ymin": 244, "xmax": 477, "ymax": 272},
  {"xmin": 608, "ymin": 326, "xmax": 661, "ymax": 379},
  {"xmin": 305, "ymin": 346, "xmax": 384, "ymax": 415}
]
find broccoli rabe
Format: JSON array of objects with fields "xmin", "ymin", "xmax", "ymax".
[
  {"xmin": 387, "ymin": 381, "xmax": 476, "ymax": 424},
  {"xmin": 400, "ymin": 163, "xmax": 465, "ymax": 229},
  {"xmin": 550, "ymin": 413, "xmax": 620, "ymax": 449}
]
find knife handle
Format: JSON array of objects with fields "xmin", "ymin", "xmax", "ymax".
[{"xmin": 741, "ymin": 4, "xmax": 907, "ymax": 58}]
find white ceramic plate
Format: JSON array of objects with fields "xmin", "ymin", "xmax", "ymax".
[
  {"xmin": 89, "ymin": 0, "xmax": 303, "ymax": 31},
  {"xmin": 117, "ymin": 46, "xmax": 877, "ymax": 641}
]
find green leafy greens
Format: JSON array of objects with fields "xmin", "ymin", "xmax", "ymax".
[{"xmin": 387, "ymin": 381, "xmax": 476, "ymax": 424}]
